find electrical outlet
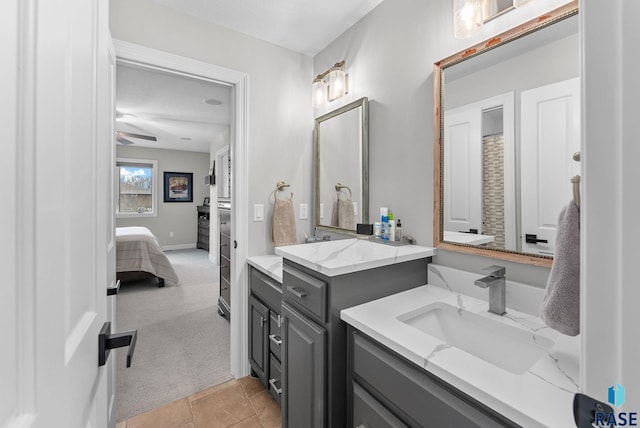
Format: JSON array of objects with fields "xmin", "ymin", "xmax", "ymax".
[
  {"xmin": 169, "ymin": 231, "xmax": 174, "ymax": 238},
  {"xmin": 320, "ymin": 203, "xmax": 324, "ymax": 219},
  {"xmin": 300, "ymin": 203, "xmax": 308, "ymax": 220},
  {"xmin": 353, "ymin": 202, "xmax": 358, "ymax": 216},
  {"xmin": 254, "ymin": 204, "xmax": 264, "ymax": 221}
]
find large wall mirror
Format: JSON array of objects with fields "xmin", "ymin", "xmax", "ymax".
[
  {"xmin": 434, "ymin": 1, "xmax": 579, "ymax": 268},
  {"xmin": 315, "ymin": 97, "xmax": 369, "ymax": 233}
]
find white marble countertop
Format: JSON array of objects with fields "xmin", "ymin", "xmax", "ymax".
[
  {"xmin": 341, "ymin": 285, "xmax": 580, "ymax": 428},
  {"xmin": 247, "ymin": 255, "xmax": 283, "ymax": 283},
  {"xmin": 443, "ymin": 230, "xmax": 495, "ymax": 245},
  {"xmin": 274, "ymin": 238, "xmax": 436, "ymax": 277}
]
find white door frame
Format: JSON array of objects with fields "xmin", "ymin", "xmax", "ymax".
[{"xmin": 113, "ymin": 40, "xmax": 250, "ymax": 378}]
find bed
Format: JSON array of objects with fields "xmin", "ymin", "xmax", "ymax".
[{"xmin": 116, "ymin": 227, "xmax": 179, "ymax": 287}]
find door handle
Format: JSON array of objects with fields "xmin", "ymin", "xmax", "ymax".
[
  {"xmin": 458, "ymin": 228, "xmax": 479, "ymax": 234},
  {"xmin": 525, "ymin": 234, "xmax": 548, "ymax": 244},
  {"xmin": 98, "ymin": 322, "xmax": 137, "ymax": 368},
  {"xmin": 107, "ymin": 280, "xmax": 120, "ymax": 296}
]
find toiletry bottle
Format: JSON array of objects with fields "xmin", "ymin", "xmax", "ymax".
[
  {"xmin": 373, "ymin": 222, "xmax": 382, "ymax": 238},
  {"xmin": 381, "ymin": 215, "xmax": 389, "ymax": 240},
  {"xmin": 380, "ymin": 207, "xmax": 389, "ymax": 240},
  {"xmin": 395, "ymin": 219, "xmax": 403, "ymax": 241},
  {"xmin": 388, "ymin": 211, "xmax": 396, "ymax": 242}
]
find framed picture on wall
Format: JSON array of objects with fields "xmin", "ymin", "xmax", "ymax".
[{"xmin": 163, "ymin": 172, "xmax": 193, "ymax": 202}]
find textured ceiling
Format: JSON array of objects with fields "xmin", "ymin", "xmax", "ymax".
[
  {"xmin": 115, "ymin": 63, "xmax": 231, "ymax": 153},
  {"xmin": 148, "ymin": 0, "xmax": 385, "ymax": 56}
]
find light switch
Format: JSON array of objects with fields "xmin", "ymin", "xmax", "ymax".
[
  {"xmin": 253, "ymin": 204, "xmax": 264, "ymax": 221},
  {"xmin": 300, "ymin": 203, "xmax": 309, "ymax": 220},
  {"xmin": 320, "ymin": 203, "xmax": 324, "ymax": 219}
]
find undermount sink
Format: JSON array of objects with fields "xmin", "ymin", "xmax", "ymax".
[{"xmin": 397, "ymin": 302, "xmax": 555, "ymax": 374}]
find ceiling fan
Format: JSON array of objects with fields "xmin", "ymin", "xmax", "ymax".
[{"xmin": 115, "ymin": 131, "xmax": 157, "ymax": 145}]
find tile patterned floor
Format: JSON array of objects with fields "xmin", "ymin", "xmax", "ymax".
[{"xmin": 116, "ymin": 376, "xmax": 281, "ymax": 428}]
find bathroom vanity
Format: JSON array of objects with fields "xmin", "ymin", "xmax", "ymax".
[
  {"xmin": 274, "ymin": 238, "xmax": 436, "ymax": 428},
  {"xmin": 341, "ymin": 266, "xmax": 581, "ymax": 428},
  {"xmin": 247, "ymin": 255, "xmax": 284, "ymax": 405}
]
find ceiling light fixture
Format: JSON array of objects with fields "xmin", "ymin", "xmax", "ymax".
[
  {"xmin": 180, "ymin": 137, "xmax": 192, "ymax": 141},
  {"xmin": 204, "ymin": 98, "xmax": 222, "ymax": 106},
  {"xmin": 312, "ymin": 60, "xmax": 348, "ymax": 108}
]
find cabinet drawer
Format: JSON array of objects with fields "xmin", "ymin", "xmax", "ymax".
[
  {"xmin": 353, "ymin": 332, "xmax": 515, "ymax": 427},
  {"xmin": 353, "ymin": 382, "xmax": 408, "ymax": 428},
  {"xmin": 198, "ymin": 219, "xmax": 209, "ymax": 227},
  {"xmin": 198, "ymin": 226, "xmax": 210, "ymax": 237},
  {"xmin": 219, "ymin": 214, "xmax": 230, "ymax": 236},
  {"xmin": 250, "ymin": 268, "xmax": 282, "ymax": 310},
  {"xmin": 283, "ymin": 264, "xmax": 327, "ymax": 322},
  {"xmin": 269, "ymin": 312, "xmax": 282, "ymax": 361},
  {"xmin": 268, "ymin": 354, "xmax": 282, "ymax": 406},
  {"xmin": 220, "ymin": 255, "xmax": 231, "ymax": 282},
  {"xmin": 220, "ymin": 235, "xmax": 230, "ymax": 259}
]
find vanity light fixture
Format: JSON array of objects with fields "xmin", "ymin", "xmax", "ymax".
[
  {"xmin": 453, "ymin": 0, "xmax": 483, "ymax": 39},
  {"xmin": 312, "ymin": 60, "xmax": 348, "ymax": 107},
  {"xmin": 454, "ymin": 0, "xmax": 536, "ymax": 39}
]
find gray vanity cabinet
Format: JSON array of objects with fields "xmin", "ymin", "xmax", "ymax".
[
  {"xmin": 348, "ymin": 328, "xmax": 519, "ymax": 428},
  {"xmin": 248, "ymin": 266, "xmax": 283, "ymax": 404},
  {"xmin": 248, "ymin": 295, "xmax": 269, "ymax": 383},
  {"xmin": 282, "ymin": 301, "xmax": 326, "ymax": 428},
  {"xmin": 281, "ymin": 257, "xmax": 430, "ymax": 428}
]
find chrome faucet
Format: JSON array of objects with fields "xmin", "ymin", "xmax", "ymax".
[{"xmin": 474, "ymin": 265, "xmax": 506, "ymax": 315}]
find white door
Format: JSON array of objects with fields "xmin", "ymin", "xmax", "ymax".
[
  {"xmin": 1, "ymin": 1, "xmax": 114, "ymax": 427},
  {"xmin": 443, "ymin": 108, "xmax": 483, "ymax": 234},
  {"xmin": 520, "ymin": 78, "xmax": 580, "ymax": 255}
]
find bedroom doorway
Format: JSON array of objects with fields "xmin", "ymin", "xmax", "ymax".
[{"xmin": 112, "ymin": 40, "xmax": 251, "ymax": 420}]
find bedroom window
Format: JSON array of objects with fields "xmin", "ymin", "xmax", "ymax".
[{"xmin": 116, "ymin": 158, "xmax": 158, "ymax": 217}]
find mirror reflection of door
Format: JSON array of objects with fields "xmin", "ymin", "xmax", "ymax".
[
  {"xmin": 443, "ymin": 92, "xmax": 515, "ymax": 249},
  {"xmin": 520, "ymin": 77, "xmax": 581, "ymax": 256}
]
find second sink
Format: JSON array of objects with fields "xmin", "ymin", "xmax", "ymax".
[{"xmin": 397, "ymin": 302, "xmax": 555, "ymax": 374}]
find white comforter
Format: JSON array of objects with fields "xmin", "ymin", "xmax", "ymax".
[{"xmin": 115, "ymin": 227, "xmax": 179, "ymax": 285}]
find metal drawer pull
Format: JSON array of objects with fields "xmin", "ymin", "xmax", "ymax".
[
  {"xmin": 269, "ymin": 378, "xmax": 282, "ymax": 395},
  {"xmin": 287, "ymin": 286, "xmax": 307, "ymax": 299},
  {"xmin": 269, "ymin": 334, "xmax": 282, "ymax": 346}
]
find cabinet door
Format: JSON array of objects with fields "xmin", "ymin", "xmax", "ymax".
[
  {"xmin": 282, "ymin": 302, "xmax": 326, "ymax": 428},
  {"xmin": 249, "ymin": 295, "xmax": 269, "ymax": 385}
]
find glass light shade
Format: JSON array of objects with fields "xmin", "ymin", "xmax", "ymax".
[
  {"xmin": 327, "ymin": 68, "xmax": 347, "ymax": 101},
  {"xmin": 453, "ymin": 0, "xmax": 483, "ymax": 39},
  {"xmin": 312, "ymin": 78, "xmax": 327, "ymax": 108},
  {"xmin": 513, "ymin": 0, "xmax": 535, "ymax": 7}
]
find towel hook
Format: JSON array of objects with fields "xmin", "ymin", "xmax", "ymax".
[{"xmin": 335, "ymin": 182, "xmax": 352, "ymax": 199}]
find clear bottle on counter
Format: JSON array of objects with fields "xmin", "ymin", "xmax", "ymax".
[
  {"xmin": 373, "ymin": 222, "xmax": 382, "ymax": 238},
  {"xmin": 395, "ymin": 219, "xmax": 403, "ymax": 241}
]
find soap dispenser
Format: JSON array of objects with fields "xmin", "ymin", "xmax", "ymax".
[{"xmin": 395, "ymin": 219, "xmax": 403, "ymax": 241}]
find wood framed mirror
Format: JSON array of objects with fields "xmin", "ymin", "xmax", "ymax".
[{"xmin": 434, "ymin": 1, "xmax": 579, "ymax": 268}]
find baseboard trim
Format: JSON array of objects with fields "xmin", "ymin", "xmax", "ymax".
[{"xmin": 163, "ymin": 243, "xmax": 197, "ymax": 251}]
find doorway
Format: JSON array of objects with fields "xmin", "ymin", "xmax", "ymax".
[{"xmin": 113, "ymin": 39, "xmax": 251, "ymax": 417}]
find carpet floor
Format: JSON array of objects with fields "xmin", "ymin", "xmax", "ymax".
[{"xmin": 115, "ymin": 249, "xmax": 232, "ymax": 422}]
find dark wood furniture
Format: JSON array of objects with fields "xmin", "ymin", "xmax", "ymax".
[{"xmin": 197, "ymin": 205, "xmax": 210, "ymax": 251}]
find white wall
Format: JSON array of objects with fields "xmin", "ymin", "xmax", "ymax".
[
  {"xmin": 110, "ymin": 0, "xmax": 314, "ymax": 256},
  {"xmin": 116, "ymin": 145, "xmax": 210, "ymax": 248},
  {"xmin": 313, "ymin": 0, "xmax": 572, "ymax": 287}
]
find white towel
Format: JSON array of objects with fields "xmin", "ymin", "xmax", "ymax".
[
  {"xmin": 541, "ymin": 201, "xmax": 580, "ymax": 336},
  {"xmin": 272, "ymin": 194, "xmax": 297, "ymax": 247}
]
